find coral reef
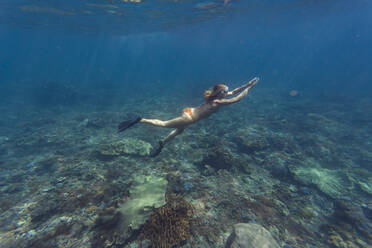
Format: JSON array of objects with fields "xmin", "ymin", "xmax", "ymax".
[{"xmin": 0, "ymin": 90, "xmax": 371, "ymax": 248}]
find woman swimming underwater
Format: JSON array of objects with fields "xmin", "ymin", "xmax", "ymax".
[{"xmin": 118, "ymin": 77, "xmax": 259, "ymax": 157}]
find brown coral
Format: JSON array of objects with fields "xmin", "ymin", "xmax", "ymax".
[{"xmin": 141, "ymin": 195, "xmax": 194, "ymax": 248}]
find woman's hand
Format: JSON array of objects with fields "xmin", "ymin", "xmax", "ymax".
[
  {"xmin": 228, "ymin": 77, "xmax": 259, "ymax": 96},
  {"xmin": 244, "ymin": 77, "xmax": 259, "ymax": 89}
]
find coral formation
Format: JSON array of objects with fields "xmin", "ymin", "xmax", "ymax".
[{"xmin": 140, "ymin": 195, "xmax": 194, "ymax": 248}]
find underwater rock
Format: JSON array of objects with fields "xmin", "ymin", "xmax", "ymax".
[
  {"xmin": 323, "ymin": 222, "xmax": 370, "ymax": 248},
  {"xmin": 0, "ymin": 208, "xmax": 22, "ymax": 232},
  {"xmin": 33, "ymin": 156, "xmax": 59, "ymax": 174},
  {"xmin": 15, "ymin": 216, "xmax": 75, "ymax": 247},
  {"xmin": 43, "ymin": 216, "xmax": 73, "ymax": 237},
  {"xmin": 270, "ymin": 163, "xmax": 290, "ymax": 178},
  {"xmin": 298, "ymin": 207, "xmax": 316, "ymax": 220},
  {"xmin": 183, "ymin": 181, "xmax": 194, "ymax": 191},
  {"xmin": 357, "ymin": 149, "xmax": 372, "ymax": 168},
  {"xmin": 78, "ymin": 118, "xmax": 105, "ymax": 129},
  {"xmin": 0, "ymin": 198, "xmax": 14, "ymax": 213},
  {"xmin": 165, "ymin": 170, "xmax": 196, "ymax": 194},
  {"xmin": 30, "ymin": 197, "xmax": 63, "ymax": 224},
  {"xmin": 200, "ymin": 146, "xmax": 237, "ymax": 170},
  {"xmin": 0, "ymin": 136, "xmax": 9, "ymax": 144},
  {"xmin": 265, "ymin": 154, "xmax": 291, "ymax": 179},
  {"xmin": 127, "ymin": 240, "xmax": 151, "ymax": 248},
  {"xmin": 225, "ymin": 223, "xmax": 280, "ymax": 248},
  {"xmin": 94, "ymin": 207, "xmax": 121, "ymax": 230},
  {"xmin": 232, "ymin": 128, "xmax": 268, "ymax": 154},
  {"xmin": 299, "ymin": 186, "xmax": 311, "ymax": 195},
  {"xmin": 333, "ymin": 200, "xmax": 372, "ymax": 237},
  {"xmin": 234, "ymin": 135, "xmax": 268, "ymax": 153},
  {"xmin": 358, "ymin": 180, "xmax": 372, "ymax": 196},
  {"xmin": 326, "ymin": 232, "xmax": 352, "ymax": 248},
  {"xmin": 95, "ymin": 138, "xmax": 152, "ymax": 159}
]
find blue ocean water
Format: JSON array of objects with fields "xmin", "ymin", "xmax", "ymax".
[
  {"xmin": 1, "ymin": 0, "xmax": 371, "ymax": 99},
  {"xmin": 0, "ymin": 1, "xmax": 371, "ymax": 247}
]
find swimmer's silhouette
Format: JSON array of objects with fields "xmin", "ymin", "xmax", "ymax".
[{"xmin": 118, "ymin": 77, "xmax": 259, "ymax": 157}]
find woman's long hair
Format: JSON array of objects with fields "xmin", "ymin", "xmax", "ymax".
[{"xmin": 204, "ymin": 83, "xmax": 227, "ymax": 102}]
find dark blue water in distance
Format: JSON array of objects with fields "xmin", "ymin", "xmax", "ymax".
[
  {"xmin": 0, "ymin": 1, "xmax": 371, "ymax": 248},
  {"xmin": 1, "ymin": 0, "xmax": 371, "ymax": 99}
]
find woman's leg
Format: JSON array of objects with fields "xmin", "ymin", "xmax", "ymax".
[
  {"xmin": 162, "ymin": 128, "xmax": 185, "ymax": 146},
  {"xmin": 118, "ymin": 115, "xmax": 190, "ymax": 133},
  {"xmin": 141, "ymin": 116, "xmax": 190, "ymax": 129},
  {"xmin": 150, "ymin": 128, "xmax": 185, "ymax": 157}
]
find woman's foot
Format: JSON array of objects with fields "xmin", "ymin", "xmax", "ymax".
[
  {"xmin": 150, "ymin": 141, "xmax": 164, "ymax": 157},
  {"xmin": 117, "ymin": 117, "xmax": 142, "ymax": 133}
]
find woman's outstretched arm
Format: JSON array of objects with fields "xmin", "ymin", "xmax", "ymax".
[
  {"xmin": 227, "ymin": 77, "xmax": 259, "ymax": 96},
  {"xmin": 215, "ymin": 77, "xmax": 259, "ymax": 105}
]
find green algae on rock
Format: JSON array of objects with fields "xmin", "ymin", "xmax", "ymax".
[
  {"xmin": 118, "ymin": 175, "xmax": 167, "ymax": 230},
  {"xmin": 289, "ymin": 158, "xmax": 353, "ymax": 198}
]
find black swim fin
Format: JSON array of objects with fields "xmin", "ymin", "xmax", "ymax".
[
  {"xmin": 117, "ymin": 117, "xmax": 142, "ymax": 133},
  {"xmin": 150, "ymin": 141, "xmax": 164, "ymax": 157}
]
